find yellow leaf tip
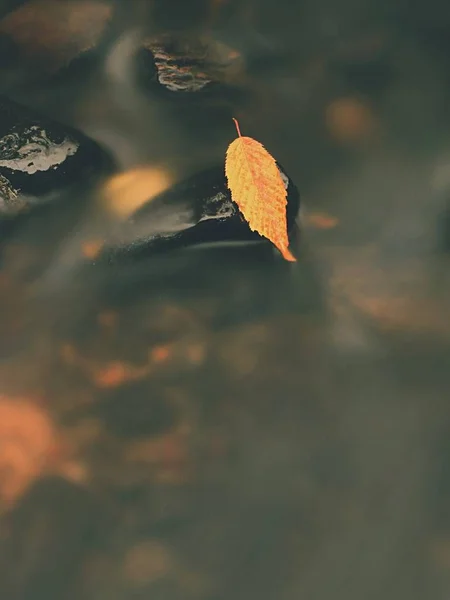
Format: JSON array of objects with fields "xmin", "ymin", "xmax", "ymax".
[{"xmin": 280, "ymin": 247, "xmax": 297, "ymax": 262}]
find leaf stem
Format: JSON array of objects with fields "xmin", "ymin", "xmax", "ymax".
[{"xmin": 232, "ymin": 117, "xmax": 242, "ymax": 137}]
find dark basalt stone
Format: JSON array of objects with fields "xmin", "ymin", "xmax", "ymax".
[
  {"xmin": 0, "ymin": 172, "xmax": 22, "ymax": 213},
  {"xmin": 136, "ymin": 35, "xmax": 240, "ymax": 95},
  {"xmin": 102, "ymin": 162, "xmax": 300, "ymax": 263},
  {"xmin": 132, "ymin": 36, "xmax": 249, "ymax": 142},
  {"xmin": 134, "ymin": 34, "xmax": 249, "ymax": 124},
  {"xmin": 55, "ymin": 162, "xmax": 302, "ymax": 333},
  {"xmin": 41, "ymin": 160, "xmax": 321, "ymax": 341},
  {"xmin": 0, "ymin": 0, "xmax": 114, "ymax": 82},
  {"xmin": 0, "ymin": 95, "xmax": 114, "ymax": 215}
]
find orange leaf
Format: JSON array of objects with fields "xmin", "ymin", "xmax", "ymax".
[{"xmin": 225, "ymin": 118, "xmax": 296, "ymax": 261}]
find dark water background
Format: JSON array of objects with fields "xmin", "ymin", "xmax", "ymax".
[{"xmin": 0, "ymin": 1, "xmax": 450, "ymax": 599}]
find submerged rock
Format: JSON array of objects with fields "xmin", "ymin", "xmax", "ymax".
[
  {"xmin": 51, "ymin": 162, "xmax": 302, "ymax": 333},
  {"xmin": 0, "ymin": 0, "xmax": 113, "ymax": 78},
  {"xmin": 102, "ymin": 162, "xmax": 300, "ymax": 262},
  {"xmin": 0, "ymin": 95, "xmax": 113, "ymax": 215},
  {"xmin": 137, "ymin": 34, "xmax": 244, "ymax": 96},
  {"xmin": 0, "ymin": 173, "xmax": 22, "ymax": 214}
]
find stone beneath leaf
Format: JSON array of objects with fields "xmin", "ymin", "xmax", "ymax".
[{"xmin": 101, "ymin": 163, "xmax": 299, "ymax": 262}]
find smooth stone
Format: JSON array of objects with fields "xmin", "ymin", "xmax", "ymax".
[
  {"xmin": 34, "ymin": 164, "xmax": 323, "ymax": 344},
  {"xmin": 102, "ymin": 162, "xmax": 300, "ymax": 263},
  {"xmin": 133, "ymin": 35, "xmax": 250, "ymax": 142},
  {"xmin": 136, "ymin": 34, "xmax": 243, "ymax": 96},
  {"xmin": 0, "ymin": 95, "xmax": 114, "ymax": 215},
  {"xmin": 66, "ymin": 163, "xmax": 303, "ymax": 332}
]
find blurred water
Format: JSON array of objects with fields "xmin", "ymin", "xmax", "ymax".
[{"xmin": 0, "ymin": 1, "xmax": 450, "ymax": 599}]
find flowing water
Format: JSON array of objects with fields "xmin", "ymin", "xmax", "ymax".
[{"xmin": 0, "ymin": 1, "xmax": 449, "ymax": 599}]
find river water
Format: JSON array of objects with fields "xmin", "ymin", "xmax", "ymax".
[{"xmin": 0, "ymin": 1, "xmax": 449, "ymax": 599}]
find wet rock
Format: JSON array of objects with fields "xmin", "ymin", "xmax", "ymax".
[
  {"xmin": 102, "ymin": 162, "xmax": 300, "ymax": 263},
  {"xmin": 0, "ymin": 94, "xmax": 113, "ymax": 286},
  {"xmin": 38, "ymin": 160, "xmax": 305, "ymax": 355},
  {"xmin": 137, "ymin": 34, "xmax": 243, "ymax": 96},
  {"xmin": 0, "ymin": 172, "xmax": 22, "ymax": 214},
  {"xmin": 63, "ymin": 162, "xmax": 302, "ymax": 333},
  {"xmin": 2, "ymin": 7, "xmax": 244, "ymax": 98},
  {"xmin": 0, "ymin": 96, "xmax": 113, "ymax": 248},
  {"xmin": 0, "ymin": 476, "xmax": 105, "ymax": 600},
  {"xmin": 134, "ymin": 34, "xmax": 249, "ymax": 136},
  {"xmin": 0, "ymin": 0, "xmax": 113, "ymax": 78},
  {"xmin": 138, "ymin": 43, "xmax": 207, "ymax": 94},
  {"xmin": 0, "ymin": 95, "xmax": 112, "ymax": 208}
]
